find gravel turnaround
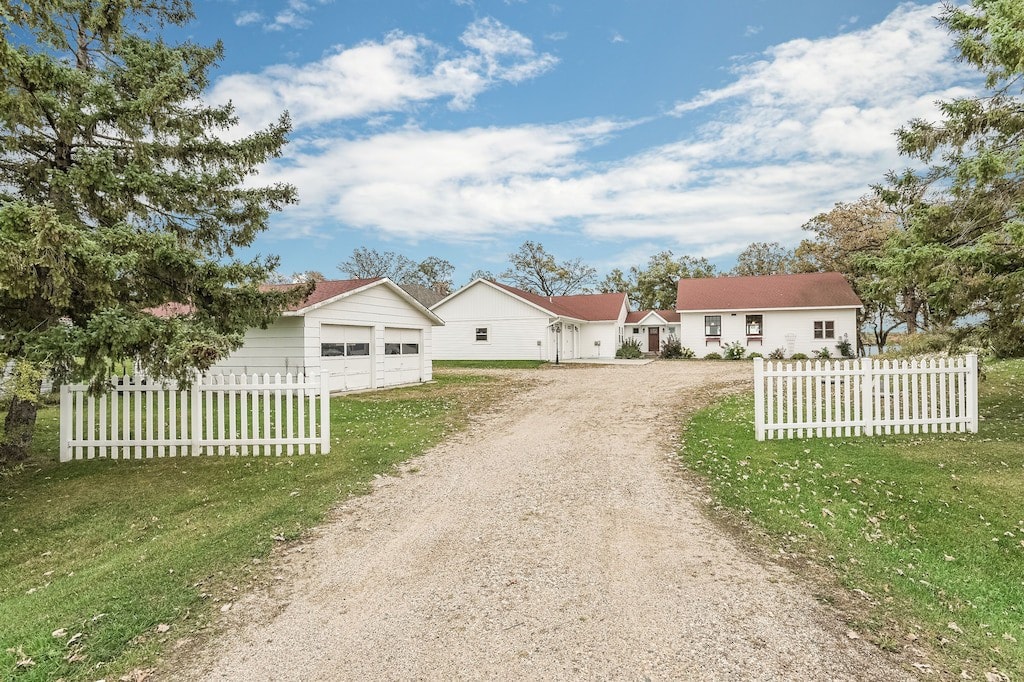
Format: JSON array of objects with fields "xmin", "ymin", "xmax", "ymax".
[{"xmin": 181, "ymin": 362, "xmax": 910, "ymax": 681}]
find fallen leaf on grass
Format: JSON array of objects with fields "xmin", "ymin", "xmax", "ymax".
[
  {"xmin": 66, "ymin": 632, "xmax": 84, "ymax": 646},
  {"xmin": 220, "ymin": 603, "xmax": 232, "ymax": 613},
  {"xmin": 948, "ymin": 621, "xmax": 963, "ymax": 633},
  {"xmin": 845, "ymin": 630, "xmax": 860, "ymax": 640},
  {"xmin": 52, "ymin": 628, "xmax": 67, "ymax": 638},
  {"xmin": 1002, "ymin": 633, "xmax": 1017, "ymax": 643},
  {"xmin": 155, "ymin": 623, "xmax": 170, "ymax": 633}
]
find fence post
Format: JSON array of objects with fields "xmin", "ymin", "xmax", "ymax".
[
  {"xmin": 753, "ymin": 357, "xmax": 765, "ymax": 441},
  {"xmin": 861, "ymin": 357, "xmax": 874, "ymax": 436},
  {"xmin": 59, "ymin": 383, "xmax": 72, "ymax": 462},
  {"xmin": 191, "ymin": 372, "xmax": 202, "ymax": 456},
  {"xmin": 320, "ymin": 370, "xmax": 331, "ymax": 454},
  {"xmin": 966, "ymin": 353, "xmax": 979, "ymax": 433}
]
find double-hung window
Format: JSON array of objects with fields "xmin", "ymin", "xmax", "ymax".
[
  {"xmin": 813, "ymin": 320, "xmax": 835, "ymax": 339},
  {"xmin": 705, "ymin": 315, "xmax": 722, "ymax": 337},
  {"xmin": 475, "ymin": 327, "xmax": 489, "ymax": 342}
]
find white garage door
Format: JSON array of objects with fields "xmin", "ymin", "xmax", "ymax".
[
  {"xmin": 320, "ymin": 324, "xmax": 373, "ymax": 392},
  {"xmin": 383, "ymin": 328, "xmax": 422, "ymax": 386}
]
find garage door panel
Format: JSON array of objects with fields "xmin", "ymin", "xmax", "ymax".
[{"xmin": 383, "ymin": 327, "xmax": 422, "ymax": 386}]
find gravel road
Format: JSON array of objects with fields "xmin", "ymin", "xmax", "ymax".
[{"xmin": 181, "ymin": 361, "xmax": 909, "ymax": 681}]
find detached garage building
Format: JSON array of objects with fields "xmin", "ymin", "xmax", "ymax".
[{"xmin": 207, "ymin": 278, "xmax": 443, "ymax": 393}]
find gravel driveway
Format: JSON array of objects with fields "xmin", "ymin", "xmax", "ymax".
[{"xmin": 182, "ymin": 361, "xmax": 908, "ymax": 681}]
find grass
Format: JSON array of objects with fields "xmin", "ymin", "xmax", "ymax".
[
  {"xmin": 0, "ymin": 370, "xmax": 506, "ymax": 681},
  {"xmin": 681, "ymin": 358, "xmax": 1024, "ymax": 678},
  {"xmin": 432, "ymin": 359, "xmax": 548, "ymax": 369}
]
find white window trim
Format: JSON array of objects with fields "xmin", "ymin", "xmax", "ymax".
[{"xmin": 474, "ymin": 326, "xmax": 490, "ymax": 343}]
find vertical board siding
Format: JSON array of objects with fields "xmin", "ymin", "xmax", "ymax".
[
  {"xmin": 753, "ymin": 355, "xmax": 978, "ymax": 441},
  {"xmin": 59, "ymin": 372, "xmax": 331, "ymax": 462}
]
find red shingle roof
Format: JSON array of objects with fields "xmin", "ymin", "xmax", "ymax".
[
  {"xmin": 145, "ymin": 279, "xmax": 383, "ymax": 318},
  {"xmin": 625, "ymin": 309, "xmax": 681, "ymax": 323},
  {"xmin": 262, "ymin": 278, "xmax": 382, "ymax": 311},
  {"xmin": 676, "ymin": 272, "xmax": 862, "ymax": 311},
  {"xmin": 488, "ymin": 281, "xmax": 627, "ymax": 321}
]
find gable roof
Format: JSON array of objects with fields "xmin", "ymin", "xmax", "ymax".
[
  {"xmin": 433, "ymin": 279, "xmax": 627, "ymax": 322},
  {"xmin": 625, "ymin": 309, "xmax": 681, "ymax": 324},
  {"xmin": 399, "ymin": 283, "xmax": 447, "ymax": 308},
  {"xmin": 676, "ymin": 272, "xmax": 862, "ymax": 312},
  {"xmin": 146, "ymin": 278, "xmax": 444, "ymax": 325}
]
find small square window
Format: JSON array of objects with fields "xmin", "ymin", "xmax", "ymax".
[
  {"xmin": 475, "ymin": 327, "xmax": 488, "ymax": 342},
  {"xmin": 632, "ymin": 327, "xmax": 640, "ymax": 334},
  {"xmin": 745, "ymin": 314, "xmax": 763, "ymax": 336},
  {"xmin": 705, "ymin": 315, "xmax": 721, "ymax": 337},
  {"xmin": 813, "ymin": 320, "xmax": 835, "ymax": 339}
]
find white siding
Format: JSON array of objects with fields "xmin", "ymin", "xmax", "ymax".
[
  {"xmin": 211, "ymin": 317, "xmax": 305, "ymax": 375},
  {"xmin": 623, "ymin": 323, "xmax": 682, "ymax": 353},
  {"xmin": 679, "ymin": 308, "xmax": 859, "ymax": 358},
  {"xmin": 301, "ymin": 284, "xmax": 436, "ymax": 390},
  {"xmin": 432, "ymin": 283, "xmax": 552, "ymax": 360}
]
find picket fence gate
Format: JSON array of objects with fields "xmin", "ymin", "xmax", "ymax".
[
  {"xmin": 753, "ymin": 354, "xmax": 978, "ymax": 441},
  {"xmin": 59, "ymin": 371, "xmax": 331, "ymax": 462}
]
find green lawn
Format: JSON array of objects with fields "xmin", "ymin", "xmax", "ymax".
[
  {"xmin": 681, "ymin": 359, "xmax": 1024, "ymax": 678},
  {"xmin": 432, "ymin": 359, "xmax": 548, "ymax": 369},
  {"xmin": 0, "ymin": 371, "xmax": 500, "ymax": 681}
]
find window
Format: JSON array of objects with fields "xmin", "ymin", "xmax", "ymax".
[
  {"xmin": 402, "ymin": 343, "xmax": 420, "ymax": 355},
  {"xmin": 321, "ymin": 343, "xmax": 346, "ymax": 357},
  {"xmin": 745, "ymin": 314, "xmax": 763, "ymax": 336},
  {"xmin": 346, "ymin": 342, "xmax": 370, "ymax": 356},
  {"xmin": 385, "ymin": 343, "xmax": 401, "ymax": 355},
  {"xmin": 632, "ymin": 327, "xmax": 640, "ymax": 334},
  {"xmin": 705, "ymin": 315, "xmax": 721, "ymax": 337},
  {"xmin": 814, "ymin": 320, "xmax": 835, "ymax": 339},
  {"xmin": 475, "ymin": 327, "xmax": 488, "ymax": 342}
]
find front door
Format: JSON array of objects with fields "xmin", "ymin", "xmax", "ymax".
[{"xmin": 648, "ymin": 327, "xmax": 660, "ymax": 353}]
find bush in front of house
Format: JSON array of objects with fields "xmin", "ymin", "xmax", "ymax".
[
  {"xmin": 748, "ymin": 352, "xmax": 763, "ymax": 359},
  {"xmin": 814, "ymin": 347, "xmax": 832, "ymax": 359},
  {"xmin": 703, "ymin": 352, "xmax": 722, "ymax": 360},
  {"xmin": 790, "ymin": 352, "xmax": 809, "ymax": 360},
  {"xmin": 616, "ymin": 337, "xmax": 643, "ymax": 359},
  {"xmin": 768, "ymin": 347, "xmax": 786, "ymax": 360},
  {"xmin": 659, "ymin": 337, "xmax": 694, "ymax": 359},
  {"xmin": 723, "ymin": 341, "xmax": 746, "ymax": 360},
  {"xmin": 836, "ymin": 337, "xmax": 855, "ymax": 359}
]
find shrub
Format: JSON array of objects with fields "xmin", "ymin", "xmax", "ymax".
[
  {"xmin": 836, "ymin": 336, "xmax": 855, "ymax": 359},
  {"xmin": 616, "ymin": 337, "xmax": 643, "ymax": 359},
  {"xmin": 790, "ymin": 352, "xmax": 809, "ymax": 360},
  {"xmin": 679, "ymin": 346, "xmax": 695, "ymax": 359},
  {"xmin": 703, "ymin": 352, "xmax": 722, "ymax": 360},
  {"xmin": 659, "ymin": 336, "xmax": 683, "ymax": 359},
  {"xmin": 768, "ymin": 347, "xmax": 786, "ymax": 360},
  {"xmin": 814, "ymin": 347, "xmax": 832, "ymax": 359},
  {"xmin": 748, "ymin": 352, "xmax": 763, "ymax": 359},
  {"xmin": 723, "ymin": 341, "xmax": 746, "ymax": 360}
]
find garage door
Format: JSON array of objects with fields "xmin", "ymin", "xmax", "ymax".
[
  {"xmin": 320, "ymin": 324, "xmax": 373, "ymax": 392},
  {"xmin": 383, "ymin": 328, "xmax": 422, "ymax": 386}
]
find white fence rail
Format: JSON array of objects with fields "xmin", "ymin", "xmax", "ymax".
[
  {"xmin": 753, "ymin": 355, "xmax": 978, "ymax": 441},
  {"xmin": 59, "ymin": 372, "xmax": 331, "ymax": 462}
]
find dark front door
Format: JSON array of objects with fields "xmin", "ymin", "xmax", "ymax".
[{"xmin": 648, "ymin": 327, "xmax": 660, "ymax": 353}]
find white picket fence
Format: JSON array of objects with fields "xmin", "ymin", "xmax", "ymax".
[
  {"xmin": 753, "ymin": 355, "xmax": 978, "ymax": 441},
  {"xmin": 59, "ymin": 372, "xmax": 331, "ymax": 462}
]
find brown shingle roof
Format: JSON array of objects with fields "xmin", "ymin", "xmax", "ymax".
[
  {"xmin": 488, "ymin": 281, "xmax": 626, "ymax": 321},
  {"xmin": 625, "ymin": 309, "xmax": 681, "ymax": 323},
  {"xmin": 676, "ymin": 272, "xmax": 862, "ymax": 311}
]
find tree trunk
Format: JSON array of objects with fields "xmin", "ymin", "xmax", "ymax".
[{"xmin": 1, "ymin": 391, "xmax": 41, "ymax": 464}]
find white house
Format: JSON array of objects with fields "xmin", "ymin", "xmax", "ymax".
[
  {"xmin": 675, "ymin": 272, "xmax": 862, "ymax": 357},
  {"xmin": 430, "ymin": 279, "xmax": 628, "ymax": 361},
  {"xmin": 623, "ymin": 309, "xmax": 682, "ymax": 353},
  {"xmin": 153, "ymin": 278, "xmax": 444, "ymax": 393}
]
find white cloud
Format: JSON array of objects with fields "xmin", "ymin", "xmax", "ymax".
[
  {"xmin": 235, "ymin": 11, "xmax": 263, "ymax": 26},
  {"xmin": 211, "ymin": 18, "xmax": 557, "ymax": 133},
  {"xmin": 264, "ymin": 0, "xmax": 333, "ymax": 32},
  {"xmin": 610, "ymin": 32, "xmax": 626, "ymax": 44},
  {"xmin": 545, "ymin": 31, "xmax": 568, "ymax": 41},
  {"xmin": 744, "ymin": 25, "xmax": 763, "ymax": 37},
  {"xmin": 258, "ymin": 3, "xmax": 977, "ymax": 259}
]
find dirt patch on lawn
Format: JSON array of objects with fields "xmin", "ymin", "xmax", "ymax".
[{"xmin": 170, "ymin": 361, "xmax": 912, "ymax": 681}]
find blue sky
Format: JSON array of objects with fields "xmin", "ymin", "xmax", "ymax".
[{"xmin": 189, "ymin": 1, "xmax": 975, "ymax": 285}]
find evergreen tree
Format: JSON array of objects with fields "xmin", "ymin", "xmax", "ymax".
[
  {"xmin": 0, "ymin": 1, "xmax": 303, "ymax": 462},
  {"xmin": 876, "ymin": 0, "xmax": 1024, "ymax": 356}
]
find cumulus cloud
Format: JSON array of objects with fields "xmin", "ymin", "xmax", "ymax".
[
  {"xmin": 257, "ymin": 3, "xmax": 977, "ymax": 257},
  {"xmin": 234, "ymin": 11, "xmax": 263, "ymax": 26},
  {"xmin": 210, "ymin": 18, "xmax": 557, "ymax": 133}
]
